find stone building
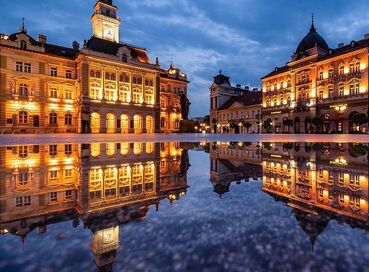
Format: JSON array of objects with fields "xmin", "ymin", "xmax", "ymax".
[
  {"xmin": 262, "ymin": 17, "xmax": 369, "ymax": 134},
  {"xmin": 0, "ymin": 0, "xmax": 189, "ymax": 134},
  {"xmin": 209, "ymin": 71, "xmax": 262, "ymax": 133}
]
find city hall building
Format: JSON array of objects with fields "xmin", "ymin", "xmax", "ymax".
[
  {"xmin": 0, "ymin": 0, "xmax": 188, "ymax": 134},
  {"xmin": 262, "ymin": 18, "xmax": 369, "ymax": 134}
]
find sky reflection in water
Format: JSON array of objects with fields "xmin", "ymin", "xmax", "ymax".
[{"xmin": 0, "ymin": 142, "xmax": 369, "ymax": 272}]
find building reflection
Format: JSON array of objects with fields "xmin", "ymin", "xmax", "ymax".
[
  {"xmin": 0, "ymin": 142, "xmax": 190, "ymax": 271},
  {"xmin": 210, "ymin": 142, "xmax": 262, "ymax": 197},
  {"xmin": 210, "ymin": 142, "xmax": 369, "ymax": 246}
]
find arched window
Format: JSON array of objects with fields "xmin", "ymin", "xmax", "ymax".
[
  {"xmin": 110, "ymin": 73, "xmax": 116, "ymax": 81},
  {"xmin": 20, "ymin": 40, "xmax": 27, "ymax": 50},
  {"xmin": 105, "ymin": 73, "xmax": 110, "ymax": 80},
  {"xmin": 65, "ymin": 113, "xmax": 73, "ymax": 125},
  {"xmin": 19, "ymin": 84, "xmax": 28, "ymax": 96},
  {"xmin": 90, "ymin": 70, "xmax": 95, "ymax": 78},
  {"xmin": 122, "ymin": 54, "xmax": 128, "ymax": 63},
  {"xmin": 49, "ymin": 112, "xmax": 58, "ymax": 125},
  {"xmin": 106, "ymin": 113, "xmax": 116, "ymax": 134},
  {"xmin": 96, "ymin": 71, "xmax": 101, "ymax": 78},
  {"xmin": 18, "ymin": 111, "xmax": 28, "ymax": 125},
  {"xmin": 91, "ymin": 112, "xmax": 101, "ymax": 134}
]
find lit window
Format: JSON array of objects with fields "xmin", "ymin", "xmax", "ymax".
[
  {"xmin": 49, "ymin": 88, "xmax": 58, "ymax": 98},
  {"xmin": 65, "ymin": 169, "xmax": 73, "ymax": 181},
  {"xmin": 18, "ymin": 146, "xmax": 28, "ymax": 158},
  {"xmin": 49, "ymin": 170, "xmax": 58, "ymax": 183},
  {"xmin": 18, "ymin": 111, "xmax": 28, "ymax": 125}
]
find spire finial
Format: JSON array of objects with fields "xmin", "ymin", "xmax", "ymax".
[
  {"xmin": 310, "ymin": 13, "xmax": 316, "ymax": 32},
  {"xmin": 170, "ymin": 58, "xmax": 173, "ymax": 69},
  {"xmin": 219, "ymin": 69, "xmax": 222, "ymax": 75},
  {"xmin": 20, "ymin": 17, "xmax": 26, "ymax": 33}
]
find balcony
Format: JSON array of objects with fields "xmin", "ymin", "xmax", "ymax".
[{"xmin": 316, "ymin": 92, "xmax": 367, "ymax": 105}]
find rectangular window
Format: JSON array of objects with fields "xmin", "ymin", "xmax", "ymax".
[
  {"xmin": 66, "ymin": 70, "xmax": 72, "ymax": 79},
  {"xmin": 51, "ymin": 67, "xmax": 57, "ymax": 77},
  {"xmin": 65, "ymin": 169, "xmax": 73, "ymax": 181},
  {"xmin": 49, "ymin": 145, "xmax": 58, "ymax": 156},
  {"xmin": 50, "ymin": 88, "xmax": 58, "ymax": 98},
  {"xmin": 64, "ymin": 144, "xmax": 72, "ymax": 155},
  {"xmin": 64, "ymin": 89, "xmax": 72, "ymax": 99},
  {"xmin": 24, "ymin": 63, "xmax": 31, "ymax": 73},
  {"xmin": 339, "ymin": 86, "xmax": 344, "ymax": 97},
  {"xmin": 66, "ymin": 190, "xmax": 73, "ymax": 199},
  {"xmin": 329, "ymin": 88, "xmax": 334, "ymax": 99},
  {"xmin": 16, "ymin": 62, "xmax": 23, "ymax": 72},
  {"xmin": 50, "ymin": 192, "xmax": 57, "ymax": 201}
]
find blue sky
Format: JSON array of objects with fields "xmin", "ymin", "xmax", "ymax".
[{"xmin": 1, "ymin": 0, "xmax": 369, "ymax": 117}]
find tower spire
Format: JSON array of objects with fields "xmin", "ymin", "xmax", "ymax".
[
  {"xmin": 20, "ymin": 17, "xmax": 27, "ymax": 33},
  {"xmin": 310, "ymin": 13, "xmax": 316, "ymax": 32}
]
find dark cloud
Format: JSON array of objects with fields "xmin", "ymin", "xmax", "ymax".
[{"xmin": 1, "ymin": 0, "xmax": 369, "ymax": 116}]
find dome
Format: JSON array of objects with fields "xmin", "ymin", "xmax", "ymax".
[{"xmin": 295, "ymin": 19, "xmax": 329, "ymax": 54}]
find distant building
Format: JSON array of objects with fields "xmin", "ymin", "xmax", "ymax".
[
  {"xmin": 210, "ymin": 71, "xmax": 262, "ymax": 133},
  {"xmin": 262, "ymin": 17, "xmax": 369, "ymax": 134},
  {"xmin": 0, "ymin": 0, "xmax": 189, "ymax": 134}
]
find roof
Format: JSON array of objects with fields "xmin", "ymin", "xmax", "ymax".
[
  {"xmin": 218, "ymin": 91, "xmax": 262, "ymax": 110},
  {"xmin": 85, "ymin": 36, "xmax": 150, "ymax": 63},
  {"xmin": 262, "ymin": 37, "xmax": 369, "ymax": 80},
  {"xmin": 7, "ymin": 31, "xmax": 78, "ymax": 59},
  {"xmin": 295, "ymin": 22, "xmax": 329, "ymax": 56},
  {"xmin": 213, "ymin": 71, "xmax": 230, "ymax": 85}
]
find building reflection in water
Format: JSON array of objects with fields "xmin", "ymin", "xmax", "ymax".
[
  {"xmin": 210, "ymin": 141, "xmax": 369, "ymax": 247},
  {"xmin": 0, "ymin": 142, "xmax": 190, "ymax": 272}
]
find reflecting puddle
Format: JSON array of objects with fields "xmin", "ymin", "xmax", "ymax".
[{"xmin": 1, "ymin": 142, "xmax": 369, "ymax": 271}]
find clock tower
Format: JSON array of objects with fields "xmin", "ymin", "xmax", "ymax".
[{"xmin": 91, "ymin": 0, "xmax": 121, "ymax": 43}]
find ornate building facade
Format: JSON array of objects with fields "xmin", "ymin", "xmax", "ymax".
[
  {"xmin": 209, "ymin": 71, "xmax": 262, "ymax": 134},
  {"xmin": 262, "ymin": 18, "xmax": 369, "ymax": 134},
  {"xmin": 0, "ymin": 0, "xmax": 189, "ymax": 134}
]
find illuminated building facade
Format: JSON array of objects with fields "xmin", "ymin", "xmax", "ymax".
[
  {"xmin": 0, "ymin": 0, "xmax": 188, "ymax": 134},
  {"xmin": 209, "ymin": 71, "xmax": 262, "ymax": 134},
  {"xmin": 0, "ymin": 141, "xmax": 189, "ymax": 271},
  {"xmin": 262, "ymin": 18, "xmax": 369, "ymax": 134},
  {"xmin": 262, "ymin": 142, "xmax": 369, "ymax": 222}
]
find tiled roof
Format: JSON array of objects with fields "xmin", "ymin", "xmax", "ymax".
[
  {"xmin": 218, "ymin": 91, "xmax": 262, "ymax": 110},
  {"xmin": 85, "ymin": 36, "xmax": 150, "ymax": 63}
]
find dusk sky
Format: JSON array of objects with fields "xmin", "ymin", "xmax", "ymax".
[{"xmin": 2, "ymin": 0, "xmax": 369, "ymax": 117}]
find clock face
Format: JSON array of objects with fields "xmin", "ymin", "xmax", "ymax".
[{"xmin": 104, "ymin": 25, "xmax": 113, "ymax": 39}]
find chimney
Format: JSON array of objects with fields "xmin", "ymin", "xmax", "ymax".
[
  {"xmin": 364, "ymin": 33, "xmax": 369, "ymax": 40},
  {"xmin": 236, "ymin": 84, "xmax": 241, "ymax": 89},
  {"xmin": 338, "ymin": 43, "xmax": 344, "ymax": 48},
  {"xmin": 244, "ymin": 86, "xmax": 250, "ymax": 91},
  {"xmin": 253, "ymin": 87, "xmax": 258, "ymax": 92},
  {"xmin": 72, "ymin": 41, "xmax": 80, "ymax": 51},
  {"xmin": 38, "ymin": 34, "xmax": 46, "ymax": 45}
]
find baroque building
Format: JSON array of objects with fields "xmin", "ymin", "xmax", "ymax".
[
  {"xmin": 262, "ymin": 17, "xmax": 369, "ymax": 134},
  {"xmin": 209, "ymin": 71, "xmax": 262, "ymax": 134},
  {"xmin": 0, "ymin": 0, "xmax": 189, "ymax": 134}
]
